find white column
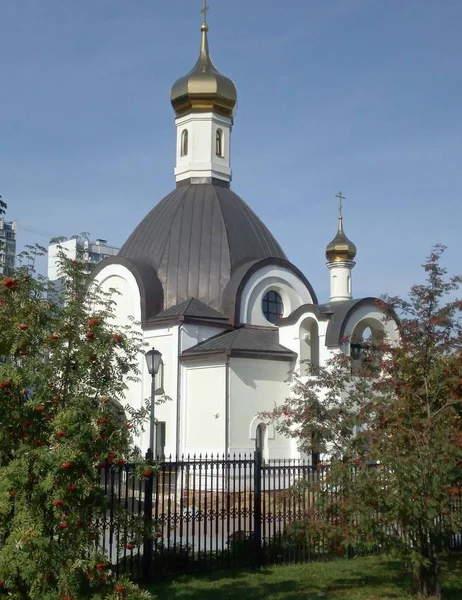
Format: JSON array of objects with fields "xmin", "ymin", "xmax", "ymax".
[
  {"xmin": 327, "ymin": 260, "xmax": 355, "ymax": 302},
  {"xmin": 174, "ymin": 111, "xmax": 232, "ymax": 184}
]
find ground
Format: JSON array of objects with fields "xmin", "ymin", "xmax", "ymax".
[{"xmin": 145, "ymin": 554, "xmax": 462, "ymax": 599}]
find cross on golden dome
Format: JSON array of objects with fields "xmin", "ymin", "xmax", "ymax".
[
  {"xmin": 201, "ymin": 0, "xmax": 209, "ymax": 25},
  {"xmin": 336, "ymin": 191, "xmax": 345, "ymax": 219},
  {"xmin": 170, "ymin": 0, "xmax": 237, "ymax": 118}
]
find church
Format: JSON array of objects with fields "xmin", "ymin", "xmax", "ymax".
[{"xmin": 91, "ymin": 8, "xmax": 396, "ymax": 462}]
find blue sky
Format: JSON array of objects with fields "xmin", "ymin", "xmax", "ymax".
[{"xmin": 0, "ymin": 0, "xmax": 460, "ymax": 302}]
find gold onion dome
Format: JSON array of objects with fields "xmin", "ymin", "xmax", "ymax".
[
  {"xmin": 170, "ymin": 21, "xmax": 237, "ymax": 118},
  {"xmin": 326, "ymin": 217, "xmax": 357, "ymax": 262}
]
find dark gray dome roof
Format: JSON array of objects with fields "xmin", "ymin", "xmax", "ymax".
[{"xmin": 119, "ymin": 182, "xmax": 287, "ymax": 314}]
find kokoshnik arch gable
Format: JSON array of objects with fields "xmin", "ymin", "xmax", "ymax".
[{"xmin": 91, "ymin": 4, "xmax": 397, "ymax": 462}]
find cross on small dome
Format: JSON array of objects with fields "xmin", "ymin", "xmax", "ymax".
[{"xmin": 326, "ymin": 192, "xmax": 357, "ymax": 262}]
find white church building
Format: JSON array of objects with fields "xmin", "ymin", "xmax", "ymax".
[{"xmin": 91, "ymin": 11, "xmax": 396, "ymax": 462}]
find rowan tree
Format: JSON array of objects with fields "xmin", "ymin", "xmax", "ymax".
[
  {"xmin": 262, "ymin": 246, "xmax": 462, "ymax": 599},
  {"xmin": 0, "ymin": 245, "xmax": 155, "ymax": 600}
]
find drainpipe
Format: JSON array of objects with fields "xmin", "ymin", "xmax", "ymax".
[
  {"xmin": 175, "ymin": 325, "xmax": 182, "ymax": 458},
  {"xmin": 225, "ymin": 353, "xmax": 231, "ymax": 456}
]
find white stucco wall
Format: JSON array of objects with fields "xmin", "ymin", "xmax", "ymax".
[
  {"xmin": 340, "ymin": 303, "xmax": 399, "ymax": 353},
  {"xmin": 328, "ymin": 260, "xmax": 354, "ymax": 302},
  {"xmin": 92, "ymin": 263, "xmax": 181, "ymax": 457},
  {"xmin": 279, "ymin": 311, "xmax": 331, "ymax": 373},
  {"xmin": 143, "ymin": 326, "xmax": 179, "ymax": 458},
  {"xmin": 180, "ymin": 324, "xmax": 227, "ymax": 352},
  {"xmin": 182, "ymin": 361, "xmax": 227, "ymax": 456},
  {"xmin": 279, "ymin": 301, "xmax": 399, "ymax": 372},
  {"xmin": 229, "ymin": 358, "xmax": 295, "ymax": 459},
  {"xmin": 174, "ymin": 111, "xmax": 232, "ymax": 183},
  {"xmin": 91, "ymin": 264, "xmax": 145, "ymax": 451},
  {"xmin": 239, "ymin": 265, "xmax": 314, "ymax": 326},
  {"xmin": 93, "ymin": 263, "xmax": 142, "ymax": 327}
]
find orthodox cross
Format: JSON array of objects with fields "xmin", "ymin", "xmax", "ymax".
[
  {"xmin": 336, "ymin": 191, "xmax": 345, "ymax": 218},
  {"xmin": 201, "ymin": 0, "xmax": 210, "ymax": 24}
]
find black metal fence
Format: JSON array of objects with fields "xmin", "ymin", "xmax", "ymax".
[{"xmin": 98, "ymin": 451, "xmax": 462, "ymax": 582}]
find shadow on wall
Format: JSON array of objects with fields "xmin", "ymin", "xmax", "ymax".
[{"xmin": 234, "ymin": 367, "xmax": 257, "ymax": 390}]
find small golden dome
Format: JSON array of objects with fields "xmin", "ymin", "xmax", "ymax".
[
  {"xmin": 170, "ymin": 22, "xmax": 237, "ymax": 118},
  {"xmin": 326, "ymin": 217, "xmax": 357, "ymax": 262}
]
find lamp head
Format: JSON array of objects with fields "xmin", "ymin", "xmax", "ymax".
[{"xmin": 145, "ymin": 348, "xmax": 162, "ymax": 375}]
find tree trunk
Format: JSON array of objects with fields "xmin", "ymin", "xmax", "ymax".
[{"xmin": 413, "ymin": 558, "xmax": 442, "ymax": 599}]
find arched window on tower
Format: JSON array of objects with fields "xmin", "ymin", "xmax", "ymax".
[
  {"xmin": 332, "ymin": 275, "xmax": 338, "ymax": 295},
  {"xmin": 181, "ymin": 129, "xmax": 189, "ymax": 157},
  {"xmin": 216, "ymin": 129, "xmax": 223, "ymax": 157},
  {"xmin": 299, "ymin": 318, "xmax": 319, "ymax": 376}
]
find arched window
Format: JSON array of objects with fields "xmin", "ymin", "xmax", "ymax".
[
  {"xmin": 181, "ymin": 130, "xmax": 189, "ymax": 157},
  {"xmin": 216, "ymin": 129, "xmax": 223, "ymax": 157},
  {"xmin": 299, "ymin": 318, "xmax": 319, "ymax": 375},
  {"xmin": 262, "ymin": 290, "xmax": 284, "ymax": 324}
]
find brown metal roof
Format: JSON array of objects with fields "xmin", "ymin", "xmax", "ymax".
[
  {"xmin": 119, "ymin": 183, "xmax": 287, "ymax": 315},
  {"xmin": 181, "ymin": 327, "xmax": 296, "ymax": 361},
  {"xmin": 151, "ymin": 297, "xmax": 228, "ymax": 321}
]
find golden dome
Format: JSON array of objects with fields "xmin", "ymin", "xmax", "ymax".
[
  {"xmin": 326, "ymin": 217, "xmax": 357, "ymax": 262},
  {"xmin": 170, "ymin": 22, "xmax": 237, "ymax": 118}
]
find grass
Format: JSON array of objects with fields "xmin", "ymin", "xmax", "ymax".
[{"xmin": 144, "ymin": 554, "xmax": 462, "ymax": 599}]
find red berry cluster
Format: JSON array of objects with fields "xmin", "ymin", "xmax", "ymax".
[{"xmin": 3, "ymin": 277, "xmax": 17, "ymax": 289}]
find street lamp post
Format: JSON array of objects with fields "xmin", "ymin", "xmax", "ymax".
[
  {"xmin": 143, "ymin": 347, "xmax": 162, "ymax": 581},
  {"xmin": 144, "ymin": 348, "xmax": 162, "ymax": 461}
]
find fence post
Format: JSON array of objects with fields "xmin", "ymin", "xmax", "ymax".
[
  {"xmin": 253, "ymin": 448, "xmax": 263, "ymax": 566},
  {"xmin": 142, "ymin": 472, "xmax": 154, "ymax": 581}
]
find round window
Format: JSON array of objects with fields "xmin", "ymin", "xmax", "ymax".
[{"xmin": 262, "ymin": 290, "xmax": 284, "ymax": 324}]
